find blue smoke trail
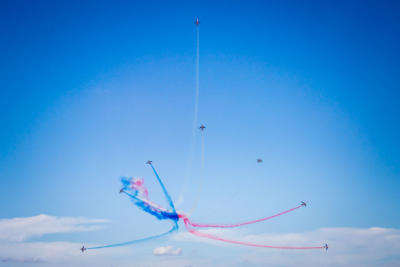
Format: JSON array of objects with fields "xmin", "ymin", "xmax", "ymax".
[
  {"xmin": 149, "ymin": 164, "xmax": 177, "ymax": 214},
  {"xmin": 86, "ymin": 223, "xmax": 178, "ymax": 250},
  {"xmin": 86, "ymin": 165, "xmax": 179, "ymax": 250},
  {"xmin": 122, "ymin": 190, "xmax": 179, "ymax": 221}
]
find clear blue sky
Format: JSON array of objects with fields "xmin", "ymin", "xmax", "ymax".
[{"xmin": 0, "ymin": 0, "xmax": 399, "ymax": 262}]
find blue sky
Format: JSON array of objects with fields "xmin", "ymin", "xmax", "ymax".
[{"xmin": 1, "ymin": 1, "xmax": 400, "ymax": 266}]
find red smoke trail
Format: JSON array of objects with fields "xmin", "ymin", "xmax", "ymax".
[
  {"xmin": 182, "ymin": 217, "xmax": 324, "ymax": 250},
  {"xmin": 185, "ymin": 204, "xmax": 303, "ymax": 228}
]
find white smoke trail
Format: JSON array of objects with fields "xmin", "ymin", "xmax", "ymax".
[
  {"xmin": 187, "ymin": 130, "xmax": 204, "ymax": 216},
  {"xmin": 194, "ymin": 26, "xmax": 200, "ymax": 130},
  {"xmin": 176, "ymin": 24, "xmax": 200, "ymax": 207}
]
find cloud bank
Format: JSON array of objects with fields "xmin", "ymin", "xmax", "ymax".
[
  {"xmin": 0, "ymin": 214, "xmax": 107, "ymax": 242},
  {"xmin": 0, "ymin": 214, "xmax": 399, "ymax": 266}
]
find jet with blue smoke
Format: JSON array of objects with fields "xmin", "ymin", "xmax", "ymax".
[{"xmin": 85, "ymin": 163, "xmax": 179, "ymax": 250}]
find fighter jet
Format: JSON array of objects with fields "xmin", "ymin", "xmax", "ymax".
[
  {"xmin": 199, "ymin": 124, "xmax": 206, "ymax": 131},
  {"xmin": 119, "ymin": 189, "xmax": 124, "ymax": 193},
  {"xmin": 80, "ymin": 246, "xmax": 86, "ymax": 253},
  {"xmin": 257, "ymin": 158, "xmax": 263, "ymax": 163},
  {"xmin": 146, "ymin": 160, "xmax": 153, "ymax": 165},
  {"xmin": 301, "ymin": 201, "xmax": 307, "ymax": 207},
  {"xmin": 195, "ymin": 17, "xmax": 200, "ymax": 26},
  {"xmin": 323, "ymin": 243, "xmax": 329, "ymax": 251}
]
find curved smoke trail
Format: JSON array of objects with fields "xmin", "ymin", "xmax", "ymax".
[
  {"xmin": 186, "ymin": 204, "xmax": 303, "ymax": 228},
  {"xmin": 86, "ymin": 223, "xmax": 177, "ymax": 250},
  {"xmin": 84, "ymin": 163, "xmax": 326, "ymax": 251},
  {"xmin": 182, "ymin": 217, "xmax": 324, "ymax": 250}
]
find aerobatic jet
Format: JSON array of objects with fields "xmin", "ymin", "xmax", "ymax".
[
  {"xmin": 301, "ymin": 201, "xmax": 307, "ymax": 207},
  {"xmin": 257, "ymin": 158, "xmax": 263, "ymax": 163},
  {"xmin": 119, "ymin": 189, "xmax": 124, "ymax": 193},
  {"xmin": 80, "ymin": 246, "xmax": 86, "ymax": 253},
  {"xmin": 195, "ymin": 17, "xmax": 199, "ymax": 26},
  {"xmin": 324, "ymin": 243, "xmax": 329, "ymax": 250},
  {"xmin": 199, "ymin": 124, "xmax": 206, "ymax": 131},
  {"xmin": 146, "ymin": 160, "xmax": 153, "ymax": 165}
]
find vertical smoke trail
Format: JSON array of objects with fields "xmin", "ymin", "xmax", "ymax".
[
  {"xmin": 194, "ymin": 25, "xmax": 200, "ymax": 131},
  {"xmin": 201, "ymin": 130, "xmax": 204, "ymax": 171},
  {"xmin": 188, "ymin": 129, "xmax": 204, "ymax": 216},
  {"xmin": 177, "ymin": 22, "xmax": 200, "ymax": 207},
  {"xmin": 201, "ymin": 129, "xmax": 204, "ymax": 181}
]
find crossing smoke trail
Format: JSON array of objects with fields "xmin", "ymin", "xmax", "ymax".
[
  {"xmin": 85, "ymin": 163, "xmax": 326, "ymax": 251},
  {"xmin": 83, "ymin": 18, "xmax": 327, "ymax": 252}
]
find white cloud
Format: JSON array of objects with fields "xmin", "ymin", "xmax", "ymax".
[
  {"xmin": 153, "ymin": 245, "xmax": 182, "ymax": 256},
  {"xmin": 0, "ymin": 257, "xmax": 44, "ymax": 264},
  {"xmin": 0, "ymin": 214, "xmax": 107, "ymax": 242}
]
